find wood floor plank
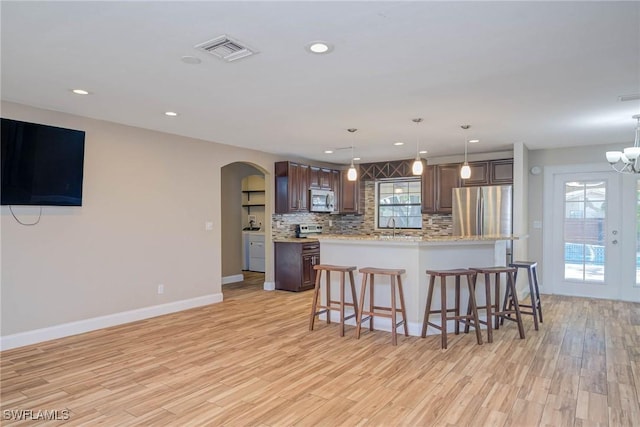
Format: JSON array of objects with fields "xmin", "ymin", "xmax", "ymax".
[{"xmin": 1, "ymin": 274, "xmax": 638, "ymax": 426}]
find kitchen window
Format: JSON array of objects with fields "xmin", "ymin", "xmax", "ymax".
[{"xmin": 377, "ymin": 179, "xmax": 422, "ymax": 229}]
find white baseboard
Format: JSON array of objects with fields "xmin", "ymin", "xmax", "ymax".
[
  {"xmin": 0, "ymin": 293, "xmax": 223, "ymax": 351},
  {"xmin": 222, "ymin": 274, "xmax": 244, "ymax": 285},
  {"xmin": 263, "ymin": 281, "xmax": 275, "ymax": 291}
]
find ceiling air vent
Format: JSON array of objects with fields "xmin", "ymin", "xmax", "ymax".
[{"xmin": 195, "ymin": 35, "xmax": 258, "ymax": 62}]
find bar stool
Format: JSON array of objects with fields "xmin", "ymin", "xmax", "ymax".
[
  {"xmin": 465, "ymin": 266, "xmax": 525, "ymax": 343},
  {"xmin": 309, "ymin": 264, "xmax": 359, "ymax": 337},
  {"xmin": 501, "ymin": 261, "xmax": 543, "ymax": 330},
  {"xmin": 355, "ymin": 267, "xmax": 408, "ymax": 346},
  {"xmin": 421, "ymin": 269, "xmax": 483, "ymax": 349}
]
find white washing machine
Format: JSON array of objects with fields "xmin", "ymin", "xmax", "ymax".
[{"xmin": 242, "ymin": 231, "xmax": 265, "ymax": 272}]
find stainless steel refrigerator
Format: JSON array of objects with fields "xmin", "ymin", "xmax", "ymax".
[{"xmin": 452, "ymin": 185, "xmax": 513, "ymax": 262}]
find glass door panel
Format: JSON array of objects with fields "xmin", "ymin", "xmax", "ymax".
[{"xmin": 563, "ymin": 181, "xmax": 606, "ymax": 282}]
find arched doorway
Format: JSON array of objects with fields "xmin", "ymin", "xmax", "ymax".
[{"xmin": 220, "ymin": 161, "xmax": 270, "ymax": 294}]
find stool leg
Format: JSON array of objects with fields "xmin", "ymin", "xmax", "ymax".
[
  {"xmin": 508, "ymin": 272, "xmax": 525, "ymax": 339},
  {"xmin": 325, "ymin": 269, "xmax": 331, "ymax": 325},
  {"xmin": 533, "ymin": 265, "xmax": 543, "ymax": 323},
  {"xmin": 369, "ymin": 274, "xmax": 375, "ymax": 332},
  {"xmin": 355, "ymin": 273, "xmax": 368, "ymax": 339},
  {"xmin": 422, "ymin": 275, "xmax": 436, "ymax": 338},
  {"xmin": 339, "ymin": 272, "xmax": 346, "ymax": 337},
  {"xmin": 494, "ymin": 272, "xmax": 501, "ymax": 330},
  {"xmin": 397, "ymin": 274, "xmax": 409, "ymax": 337},
  {"xmin": 309, "ymin": 270, "xmax": 322, "ymax": 331},
  {"xmin": 527, "ymin": 266, "xmax": 539, "ymax": 331},
  {"xmin": 390, "ymin": 275, "xmax": 397, "ymax": 345},
  {"xmin": 464, "ymin": 274, "xmax": 475, "ymax": 334},
  {"xmin": 440, "ymin": 275, "xmax": 448, "ymax": 349},
  {"xmin": 454, "ymin": 275, "xmax": 461, "ymax": 335},
  {"xmin": 500, "ymin": 268, "xmax": 515, "ymax": 326},
  {"xmin": 349, "ymin": 270, "xmax": 359, "ymax": 322},
  {"xmin": 466, "ymin": 274, "xmax": 483, "ymax": 345},
  {"xmin": 484, "ymin": 273, "xmax": 493, "ymax": 343}
]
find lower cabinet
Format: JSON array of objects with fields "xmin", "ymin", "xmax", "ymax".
[{"xmin": 275, "ymin": 241, "xmax": 320, "ymax": 292}]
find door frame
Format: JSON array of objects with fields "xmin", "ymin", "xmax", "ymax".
[{"xmin": 543, "ymin": 163, "xmax": 638, "ymax": 301}]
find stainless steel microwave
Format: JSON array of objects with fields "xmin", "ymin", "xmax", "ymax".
[{"xmin": 309, "ymin": 189, "xmax": 335, "ymax": 212}]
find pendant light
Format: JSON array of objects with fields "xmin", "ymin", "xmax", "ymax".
[
  {"xmin": 460, "ymin": 125, "xmax": 471, "ymax": 179},
  {"xmin": 412, "ymin": 118, "xmax": 424, "ymax": 175},
  {"xmin": 347, "ymin": 128, "xmax": 358, "ymax": 181}
]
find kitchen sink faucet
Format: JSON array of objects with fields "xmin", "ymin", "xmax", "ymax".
[{"xmin": 387, "ymin": 217, "xmax": 397, "ymax": 237}]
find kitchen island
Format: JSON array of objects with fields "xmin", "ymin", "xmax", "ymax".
[{"xmin": 315, "ymin": 234, "xmax": 518, "ymax": 337}]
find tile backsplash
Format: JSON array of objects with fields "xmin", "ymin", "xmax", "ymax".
[{"xmin": 272, "ymin": 181, "xmax": 452, "ymax": 239}]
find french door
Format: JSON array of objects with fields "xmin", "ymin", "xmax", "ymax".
[{"xmin": 550, "ymin": 171, "xmax": 621, "ymax": 299}]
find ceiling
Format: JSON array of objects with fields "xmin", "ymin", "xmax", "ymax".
[{"xmin": 1, "ymin": 1, "xmax": 639, "ymax": 165}]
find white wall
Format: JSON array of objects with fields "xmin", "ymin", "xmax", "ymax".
[{"xmin": 1, "ymin": 102, "xmax": 280, "ymax": 345}]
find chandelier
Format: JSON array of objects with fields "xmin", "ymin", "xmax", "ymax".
[{"xmin": 606, "ymin": 114, "xmax": 640, "ymax": 174}]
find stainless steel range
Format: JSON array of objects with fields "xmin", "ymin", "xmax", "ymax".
[{"xmin": 295, "ymin": 223, "xmax": 323, "ymax": 238}]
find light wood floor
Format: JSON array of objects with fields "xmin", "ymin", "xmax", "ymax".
[{"xmin": 2, "ymin": 273, "xmax": 639, "ymax": 426}]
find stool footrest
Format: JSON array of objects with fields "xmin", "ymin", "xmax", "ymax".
[{"xmin": 312, "ymin": 308, "xmax": 329, "ymax": 317}]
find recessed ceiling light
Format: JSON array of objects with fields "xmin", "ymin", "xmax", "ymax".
[
  {"xmin": 181, "ymin": 55, "xmax": 202, "ymax": 64},
  {"xmin": 71, "ymin": 89, "xmax": 90, "ymax": 95},
  {"xmin": 324, "ymin": 150, "xmax": 334, "ymax": 154},
  {"xmin": 165, "ymin": 111, "xmax": 178, "ymax": 117},
  {"xmin": 393, "ymin": 142, "xmax": 404, "ymax": 146},
  {"xmin": 419, "ymin": 150, "xmax": 428, "ymax": 154},
  {"xmin": 469, "ymin": 139, "xmax": 479, "ymax": 143},
  {"xmin": 353, "ymin": 157, "xmax": 361, "ymax": 161},
  {"xmin": 306, "ymin": 41, "xmax": 333, "ymax": 54}
]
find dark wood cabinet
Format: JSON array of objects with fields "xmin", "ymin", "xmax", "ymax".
[
  {"xmin": 435, "ymin": 164, "xmax": 461, "ymax": 214},
  {"xmin": 309, "ymin": 167, "xmax": 333, "ymax": 190},
  {"xmin": 275, "ymin": 241, "xmax": 320, "ymax": 292},
  {"xmin": 421, "ymin": 165, "xmax": 436, "ymax": 213},
  {"xmin": 461, "ymin": 161, "xmax": 490, "ymax": 187},
  {"xmin": 490, "ymin": 159, "xmax": 514, "ymax": 184},
  {"xmin": 460, "ymin": 159, "xmax": 513, "ymax": 186},
  {"xmin": 331, "ymin": 169, "xmax": 341, "ymax": 210},
  {"xmin": 422, "ymin": 164, "xmax": 461, "ymax": 214},
  {"xmin": 340, "ymin": 170, "xmax": 362, "ymax": 214},
  {"xmin": 275, "ymin": 161, "xmax": 309, "ymax": 213}
]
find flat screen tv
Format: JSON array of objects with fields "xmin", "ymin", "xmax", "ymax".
[{"xmin": 1, "ymin": 118, "xmax": 85, "ymax": 206}]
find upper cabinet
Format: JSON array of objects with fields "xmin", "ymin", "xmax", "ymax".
[
  {"xmin": 489, "ymin": 159, "xmax": 514, "ymax": 184},
  {"xmin": 435, "ymin": 164, "xmax": 461, "ymax": 214},
  {"xmin": 309, "ymin": 166, "xmax": 333, "ymax": 190},
  {"xmin": 275, "ymin": 161, "xmax": 343, "ymax": 214},
  {"xmin": 461, "ymin": 159, "xmax": 513, "ymax": 186},
  {"xmin": 461, "ymin": 161, "xmax": 490, "ymax": 187},
  {"xmin": 421, "ymin": 164, "xmax": 460, "ymax": 214},
  {"xmin": 275, "ymin": 161, "xmax": 309, "ymax": 213},
  {"xmin": 340, "ymin": 170, "xmax": 362, "ymax": 214}
]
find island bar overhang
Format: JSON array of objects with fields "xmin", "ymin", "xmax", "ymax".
[{"xmin": 315, "ymin": 235, "xmax": 518, "ymax": 337}]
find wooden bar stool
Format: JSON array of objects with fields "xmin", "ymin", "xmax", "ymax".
[
  {"xmin": 309, "ymin": 264, "xmax": 359, "ymax": 337},
  {"xmin": 355, "ymin": 267, "xmax": 408, "ymax": 346},
  {"xmin": 501, "ymin": 261, "xmax": 543, "ymax": 330},
  {"xmin": 465, "ymin": 266, "xmax": 525, "ymax": 343},
  {"xmin": 421, "ymin": 269, "xmax": 483, "ymax": 349}
]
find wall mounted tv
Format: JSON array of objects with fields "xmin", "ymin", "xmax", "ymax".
[{"xmin": 1, "ymin": 118, "xmax": 85, "ymax": 206}]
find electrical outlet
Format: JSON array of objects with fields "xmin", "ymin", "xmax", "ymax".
[
  {"xmin": 205, "ymin": 221, "xmax": 213, "ymax": 231},
  {"xmin": 157, "ymin": 284, "xmax": 164, "ymax": 294}
]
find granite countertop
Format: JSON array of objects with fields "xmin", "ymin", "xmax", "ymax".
[
  {"xmin": 316, "ymin": 234, "xmax": 522, "ymax": 242},
  {"xmin": 273, "ymin": 237, "xmax": 319, "ymax": 243}
]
